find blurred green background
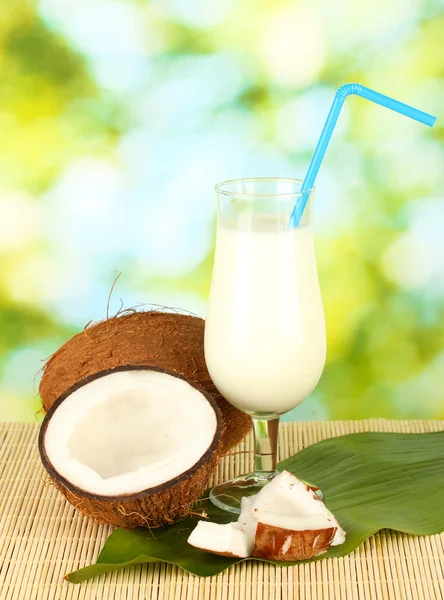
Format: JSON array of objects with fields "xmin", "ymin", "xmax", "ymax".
[{"xmin": 1, "ymin": 0, "xmax": 443, "ymax": 422}]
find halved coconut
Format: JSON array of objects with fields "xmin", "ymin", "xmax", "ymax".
[
  {"xmin": 39, "ymin": 311, "xmax": 252, "ymax": 455},
  {"xmin": 187, "ymin": 471, "xmax": 346, "ymax": 561},
  {"xmin": 39, "ymin": 365, "xmax": 222, "ymax": 528}
]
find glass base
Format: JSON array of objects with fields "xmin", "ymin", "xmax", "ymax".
[
  {"xmin": 209, "ymin": 471, "xmax": 279, "ymax": 514},
  {"xmin": 210, "ymin": 471, "xmax": 324, "ymax": 514}
]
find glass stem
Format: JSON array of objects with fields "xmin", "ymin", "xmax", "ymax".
[{"xmin": 251, "ymin": 417, "xmax": 280, "ymax": 473}]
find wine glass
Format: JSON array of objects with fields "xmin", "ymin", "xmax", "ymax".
[{"xmin": 205, "ymin": 178, "xmax": 326, "ymax": 513}]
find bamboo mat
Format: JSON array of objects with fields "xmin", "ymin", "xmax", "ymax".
[{"xmin": 1, "ymin": 420, "xmax": 444, "ymax": 600}]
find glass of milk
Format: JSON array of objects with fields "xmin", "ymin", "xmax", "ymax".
[{"xmin": 205, "ymin": 178, "xmax": 326, "ymax": 513}]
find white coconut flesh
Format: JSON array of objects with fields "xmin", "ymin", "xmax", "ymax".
[
  {"xmin": 43, "ymin": 369, "xmax": 218, "ymax": 497},
  {"xmin": 238, "ymin": 496, "xmax": 256, "ymax": 552},
  {"xmin": 188, "ymin": 521, "xmax": 250, "ymax": 558},
  {"xmin": 188, "ymin": 471, "xmax": 346, "ymax": 559}
]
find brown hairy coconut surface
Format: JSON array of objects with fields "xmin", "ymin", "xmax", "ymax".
[
  {"xmin": 39, "ymin": 311, "xmax": 251, "ymax": 455},
  {"xmin": 39, "ymin": 366, "xmax": 221, "ymax": 528}
]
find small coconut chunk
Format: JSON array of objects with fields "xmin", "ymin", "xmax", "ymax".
[
  {"xmin": 251, "ymin": 471, "xmax": 346, "ymax": 546},
  {"xmin": 187, "ymin": 521, "xmax": 250, "ymax": 558}
]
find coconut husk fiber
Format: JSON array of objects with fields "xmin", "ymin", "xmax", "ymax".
[{"xmin": 39, "ymin": 311, "xmax": 252, "ymax": 455}]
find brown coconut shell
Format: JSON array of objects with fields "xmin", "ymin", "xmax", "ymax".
[
  {"xmin": 252, "ymin": 523, "xmax": 336, "ymax": 561},
  {"xmin": 39, "ymin": 366, "xmax": 222, "ymax": 529},
  {"xmin": 39, "ymin": 311, "xmax": 251, "ymax": 455}
]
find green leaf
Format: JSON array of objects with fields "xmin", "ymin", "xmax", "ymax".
[
  {"xmin": 67, "ymin": 502, "xmax": 241, "ymax": 582},
  {"xmin": 66, "ymin": 431, "xmax": 444, "ymax": 583}
]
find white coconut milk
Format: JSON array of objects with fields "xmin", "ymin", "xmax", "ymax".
[{"xmin": 205, "ymin": 217, "xmax": 326, "ymax": 415}]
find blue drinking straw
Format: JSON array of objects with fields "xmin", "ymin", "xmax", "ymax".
[{"xmin": 290, "ymin": 83, "xmax": 437, "ymax": 226}]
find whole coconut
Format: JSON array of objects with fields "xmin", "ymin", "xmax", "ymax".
[{"xmin": 39, "ymin": 311, "xmax": 251, "ymax": 454}]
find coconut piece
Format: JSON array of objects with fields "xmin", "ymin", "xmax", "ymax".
[
  {"xmin": 187, "ymin": 521, "xmax": 250, "ymax": 558},
  {"xmin": 188, "ymin": 471, "xmax": 346, "ymax": 562},
  {"xmin": 39, "ymin": 311, "xmax": 251, "ymax": 455},
  {"xmin": 251, "ymin": 471, "xmax": 346, "ymax": 546},
  {"xmin": 189, "ymin": 495, "xmax": 258, "ymax": 558},
  {"xmin": 246, "ymin": 472, "xmax": 345, "ymax": 560},
  {"xmin": 39, "ymin": 366, "xmax": 222, "ymax": 528}
]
